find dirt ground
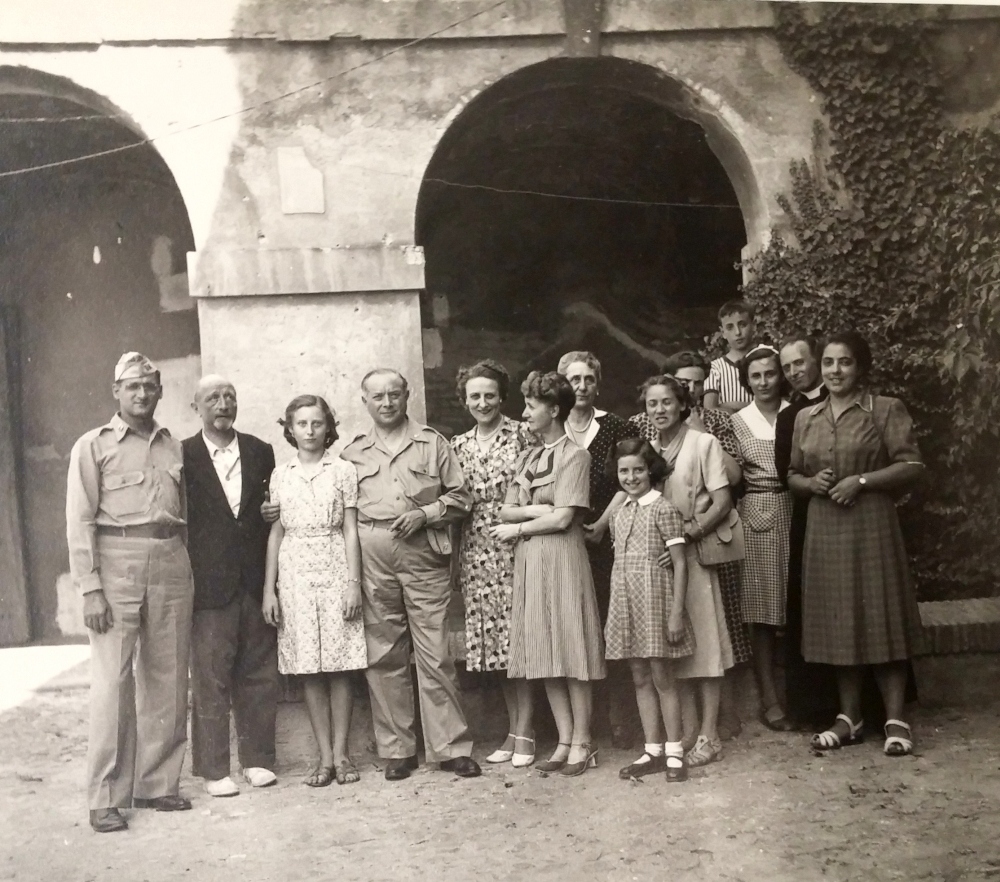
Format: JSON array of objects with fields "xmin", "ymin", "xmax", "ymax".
[{"xmin": 2, "ymin": 665, "xmax": 1000, "ymax": 882}]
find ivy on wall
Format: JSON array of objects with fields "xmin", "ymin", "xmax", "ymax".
[{"xmin": 744, "ymin": 3, "xmax": 1000, "ymax": 597}]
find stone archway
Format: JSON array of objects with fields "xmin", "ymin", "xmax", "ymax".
[
  {"xmin": 0, "ymin": 67, "xmax": 200, "ymax": 642},
  {"xmin": 414, "ymin": 56, "xmax": 758, "ymax": 435}
]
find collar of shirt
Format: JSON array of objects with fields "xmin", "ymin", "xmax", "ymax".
[
  {"xmin": 804, "ymin": 384, "xmax": 824, "ymax": 401},
  {"xmin": 808, "ymin": 391, "xmax": 873, "ymax": 419},
  {"xmin": 738, "ymin": 400, "xmax": 790, "ymax": 440},
  {"xmin": 288, "ymin": 449, "xmax": 336, "ymax": 471},
  {"xmin": 202, "ymin": 431, "xmax": 239, "ymax": 459},
  {"xmin": 109, "ymin": 412, "xmax": 168, "ymax": 443},
  {"xmin": 624, "ymin": 488, "xmax": 661, "ymax": 507},
  {"xmin": 355, "ymin": 417, "xmax": 432, "ymax": 457}
]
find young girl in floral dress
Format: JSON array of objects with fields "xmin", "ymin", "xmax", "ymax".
[{"xmin": 262, "ymin": 395, "xmax": 367, "ymax": 787}]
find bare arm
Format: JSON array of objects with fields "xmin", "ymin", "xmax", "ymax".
[
  {"xmin": 688, "ymin": 487, "xmax": 733, "ymax": 539},
  {"xmin": 491, "ymin": 506, "xmax": 576, "ymax": 541},
  {"xmin": 721, "ymin": 450, "xmax": 742, "ymax": 487},
  {"xmin": 665, "ymin": 543, "xmax": 688, "ymax": 643},
  {"xmin": 499, "ymin": 503, "xmax": 555, "ymax": 523},
  {"xmin": 261, "ymin": 518, "xmax": 284, "ymax": 626},
  {"xmin": 341, "ymin": 508, "xmax": 363, "ymax": 620}
]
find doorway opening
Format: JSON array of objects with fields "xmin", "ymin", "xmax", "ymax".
[
  {"xmin": 415, "ymin": 57, "xmax": 748, "ymax": 435},
  {"xmin": 0, "ymin": 72, "xmax": 199, "ymax": 642}
]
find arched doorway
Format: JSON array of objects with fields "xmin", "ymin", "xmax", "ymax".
[
  {"xmin": 0, "ymin": 69, "xmax": 199, "ymax": 643},
  {"xmin": 415, "ymin": 57, "xmax": 750, "ymax": 435}
]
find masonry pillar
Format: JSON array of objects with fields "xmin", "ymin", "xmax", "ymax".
[{"xmin": 188, "ymin": 246, "xmax": 427, "ymax": 452}]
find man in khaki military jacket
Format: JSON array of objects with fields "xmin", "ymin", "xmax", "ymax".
[
  {"xmin": 67, "ymin": 353, "xmax": 194, "ymax": 832},
  {"xmin": 341, "ymin": 368, "xmax": 480, "ymax": 781}
]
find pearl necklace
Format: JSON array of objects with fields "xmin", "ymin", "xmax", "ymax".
[
  {"xmin": 565, "ymin": 409, "xmax": 595, "ymax": 446},
  {"xmin": 476, "ymin": 418, "xmax": 504, "ymax": 444}
]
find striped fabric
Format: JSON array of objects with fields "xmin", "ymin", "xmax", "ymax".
[
  {"xmin": 505, "ymin": 438, "xmax": 607, "ymax": 681},
  {"xmin": 706, "ymin": 356, "xmax": 752, "ymax": 407}
]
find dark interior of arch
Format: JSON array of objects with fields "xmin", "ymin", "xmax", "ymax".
[
  {"xmin": 0, "ymin": 91, "xmax": 198, "ymax": 637},
  {"xmin": 416, "ymin": 57, "xmax": 746, "ymax": 435}
]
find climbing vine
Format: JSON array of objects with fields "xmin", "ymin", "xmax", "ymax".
[{"xmin": 743, "ymin": 3, "xmax": 1000, "ymax": 597}]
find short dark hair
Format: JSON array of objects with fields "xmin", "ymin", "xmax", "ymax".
[
  {"xmin": 455, "ymin": 359, "xmax": 510, "ymax": 404},
  {"xmin": 604, "ymin": 437, "xmax": 669, "ymax": 484},
  {"xmin": 738, "ymin": 345, "xmax": 790, "ymax": 396},
  {"xmin": 661, "ymin": 350, "xmax": 708, "ymax": 376},
  {"xmin": 280, "ymin": 394, "xmax": 339, "ymax": 449},
  {"xmin": 718, "ymin": 300, "xmax": 755, "ymax": 323},
  {"xmin": 823, "ymin": 330, "xmax": 873, "ymax": 379},
  {"xmin": 637, "ymin": 374, "xmax": 693, "ymax": 423},
  {"xmin": 778, "ymin": 331, "xmax": 822, "ymax": 361},
  {"xmin": 521, "ymin": 370, "xmax": 575, "ymax": 422}
]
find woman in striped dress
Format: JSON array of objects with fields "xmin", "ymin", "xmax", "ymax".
[
  {"xmin": 731, "ymin": 346, "xmax": 794, "ymax": 731},
  {"xmin": 788, "ymin": 331, "xmax": 925, "ymax": 757},
  {"xmin": 490, "ymin": 371, "xmax": 606, "ymax": 777}
]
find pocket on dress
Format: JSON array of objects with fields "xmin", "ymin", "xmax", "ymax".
[{"xmin": 101, "ymin": 470, "xmax": 150, "ymax": 516}]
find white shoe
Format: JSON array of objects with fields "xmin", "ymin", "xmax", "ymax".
[
  {"xmin": 511, "ymin": 736, "xmax": 535, "ymax": 768},
  {"xmin": 205, "ymin": 776, "xmax": 240, "ymax": 797},
  {"xmin": 486, "ymin": 734, "xmax": 516, "ymax": 764},
  {"xmin": 243, "ymin": 767, "xmax": 278, "ymax": 788}
]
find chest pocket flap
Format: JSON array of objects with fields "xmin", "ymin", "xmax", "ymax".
[
  {"xmin": 101, "ymin": 470, "xmax": 150, "ymax": 516},
  {"xmin": 406, "ymin": 461, "xmax": 441, "ymax": 505}
]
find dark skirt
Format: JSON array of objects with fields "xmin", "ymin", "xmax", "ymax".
[{"xmin": 802, "ymin": 493, "xmax": 926, "ymax": 666}]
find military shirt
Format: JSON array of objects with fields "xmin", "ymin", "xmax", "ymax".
[
  {"xmin": 66, "ymin": 413, "xmax": 187, "ymax": 595},
  {"xmin": 340, "ymin": 418, "xmax": 472, "ymax": 528}
]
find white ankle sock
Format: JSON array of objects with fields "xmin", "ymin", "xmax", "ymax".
[
  {"xmin": 664, "ymin": 741, "xmax": 684, "ymax": 767},
  {"xmin": 644, "ymin": 742, "xmax": 664, "ymax": 757}
]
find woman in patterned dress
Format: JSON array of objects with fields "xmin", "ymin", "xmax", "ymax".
[
  {"xmin": 731, "ymin": 346, "xmax": 794, "ymax": 731},
  {"xmin": 557, "ymin": 350, "xmax": 639, "ymax": 747},
  {"xmin": 788, "ymin": 331, "xmax": 925, "ymax": 757},
  {"xmin": 490, "ymin": 371, "xmax": 606, "ymax": 777},
  {"xmin": 643, "ymin": 375, "xmax": 735, "ymax": 768},
  {"xmin": 262, "ymin": 395, "xmax": 367, "ymax": 787},
  {"xmin": 450, "ymin": 360, "xmax": 534, "ymax": 766}
]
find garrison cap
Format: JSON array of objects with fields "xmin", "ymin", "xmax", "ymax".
[{"xmin": 114, "ymin": 352, "xmax": 160, "ymax": 383}]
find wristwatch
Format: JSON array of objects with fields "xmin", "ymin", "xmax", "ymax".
[{"xmin": 858, "ymin": 475, "xmax": 868, "ymax": 487}]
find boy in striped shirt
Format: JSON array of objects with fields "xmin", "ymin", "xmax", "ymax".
[{"xmin": 703, "ymin": 301, "xmax": 756, "ymax": 414}]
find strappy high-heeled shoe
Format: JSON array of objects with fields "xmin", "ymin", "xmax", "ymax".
[
  {"xmin": 511, "ymin": 735, "xmax": 535, "ymax": 768},
  {"xmin": 559, "ymin": 743, "xmax": 599, "ymax": 777},
  {"xmin": 486, "ymin": 734, "xmax": 516, "ymax": 764},
  {"xmin": 535, "ymin": 743, "xmax": 571, "ymax": 773}
]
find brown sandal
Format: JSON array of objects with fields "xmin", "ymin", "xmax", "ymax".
[
  {"xmin": 335, "ymin": 759, "xmax": 360, "ymax": 785},
  {"xmin": 303, "ymin": 764, "xmax": 335, "ymax": 787}
]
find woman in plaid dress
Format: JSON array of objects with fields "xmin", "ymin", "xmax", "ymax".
[
  {"xmin": 605, "ymin": 439, "xmax": 694, "ymax": 783},
  {"xmin": 731, "ymin": 347, "xmax": 794, "ymax": 731},
  {"xmin": 788, "ymin": 331, "xmax": 925, "ymax": 757}
]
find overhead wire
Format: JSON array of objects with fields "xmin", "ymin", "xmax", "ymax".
[{"xmin": 0, "ymin": 0, "xmax": 508, "ymax": 179}]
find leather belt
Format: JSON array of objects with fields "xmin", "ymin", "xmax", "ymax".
[
  {"xmin": 96, "ymin": 524, "xmax": 182, "ymax": 540},
  {"xmin": 358, "ymin": 517, "xmax": 397, "ymax": 530}
]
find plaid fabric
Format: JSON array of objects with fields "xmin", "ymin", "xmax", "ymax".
[
  {"xmin": 801, "ymin": 494, "xmax": 926, "ymax": 665},
  {"xmin": 716, "ymin": 561, "xmax": 752, "ymax": 665},
  {"xmin": 605, "ymin": 497, "xmax": 694, "ymax": 660},
  {"xmin": 732, "ymin": 420, "xmax": 793, "ymax": 627}
]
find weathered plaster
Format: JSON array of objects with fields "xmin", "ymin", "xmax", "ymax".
[{"xmin": 196, "ymin": 291, "xmax": 426, "ymax": 454}]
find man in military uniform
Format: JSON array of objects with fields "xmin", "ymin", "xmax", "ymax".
[
  {"xmin": 67, "ymin": 353, "xmax": 194, "ymax": 833},
  {"xmin": 341, "ymin": 368, "xmax": 480, "ymax": 781}
]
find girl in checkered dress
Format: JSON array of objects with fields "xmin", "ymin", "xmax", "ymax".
[{"xmin": 605, "ymin": 439, "xmax": 694, "ymax": 783}]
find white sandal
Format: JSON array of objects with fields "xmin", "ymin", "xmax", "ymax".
[
  {"xmin": 511, "ymin": 735, "xmax": 535, "ymax": 768},
  {"xmin": 811, "ymin": 713, "xmax": 864, "ymax": 750},
  {"xmin": 486, "ymin": 734, "xmax": 516, "ymax": 764},
  {"xmin": 883, "ymin": 719, "xmax": 913, "ymax": 757}
]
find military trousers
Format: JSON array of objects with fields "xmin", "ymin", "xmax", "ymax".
[
  {"xmin": 358, "ymin": 523, "xmax": 473, "ymax": 762},
  {"xmin": 87, "ymin": 534, "xmax": 193, "ymax": 809}
]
